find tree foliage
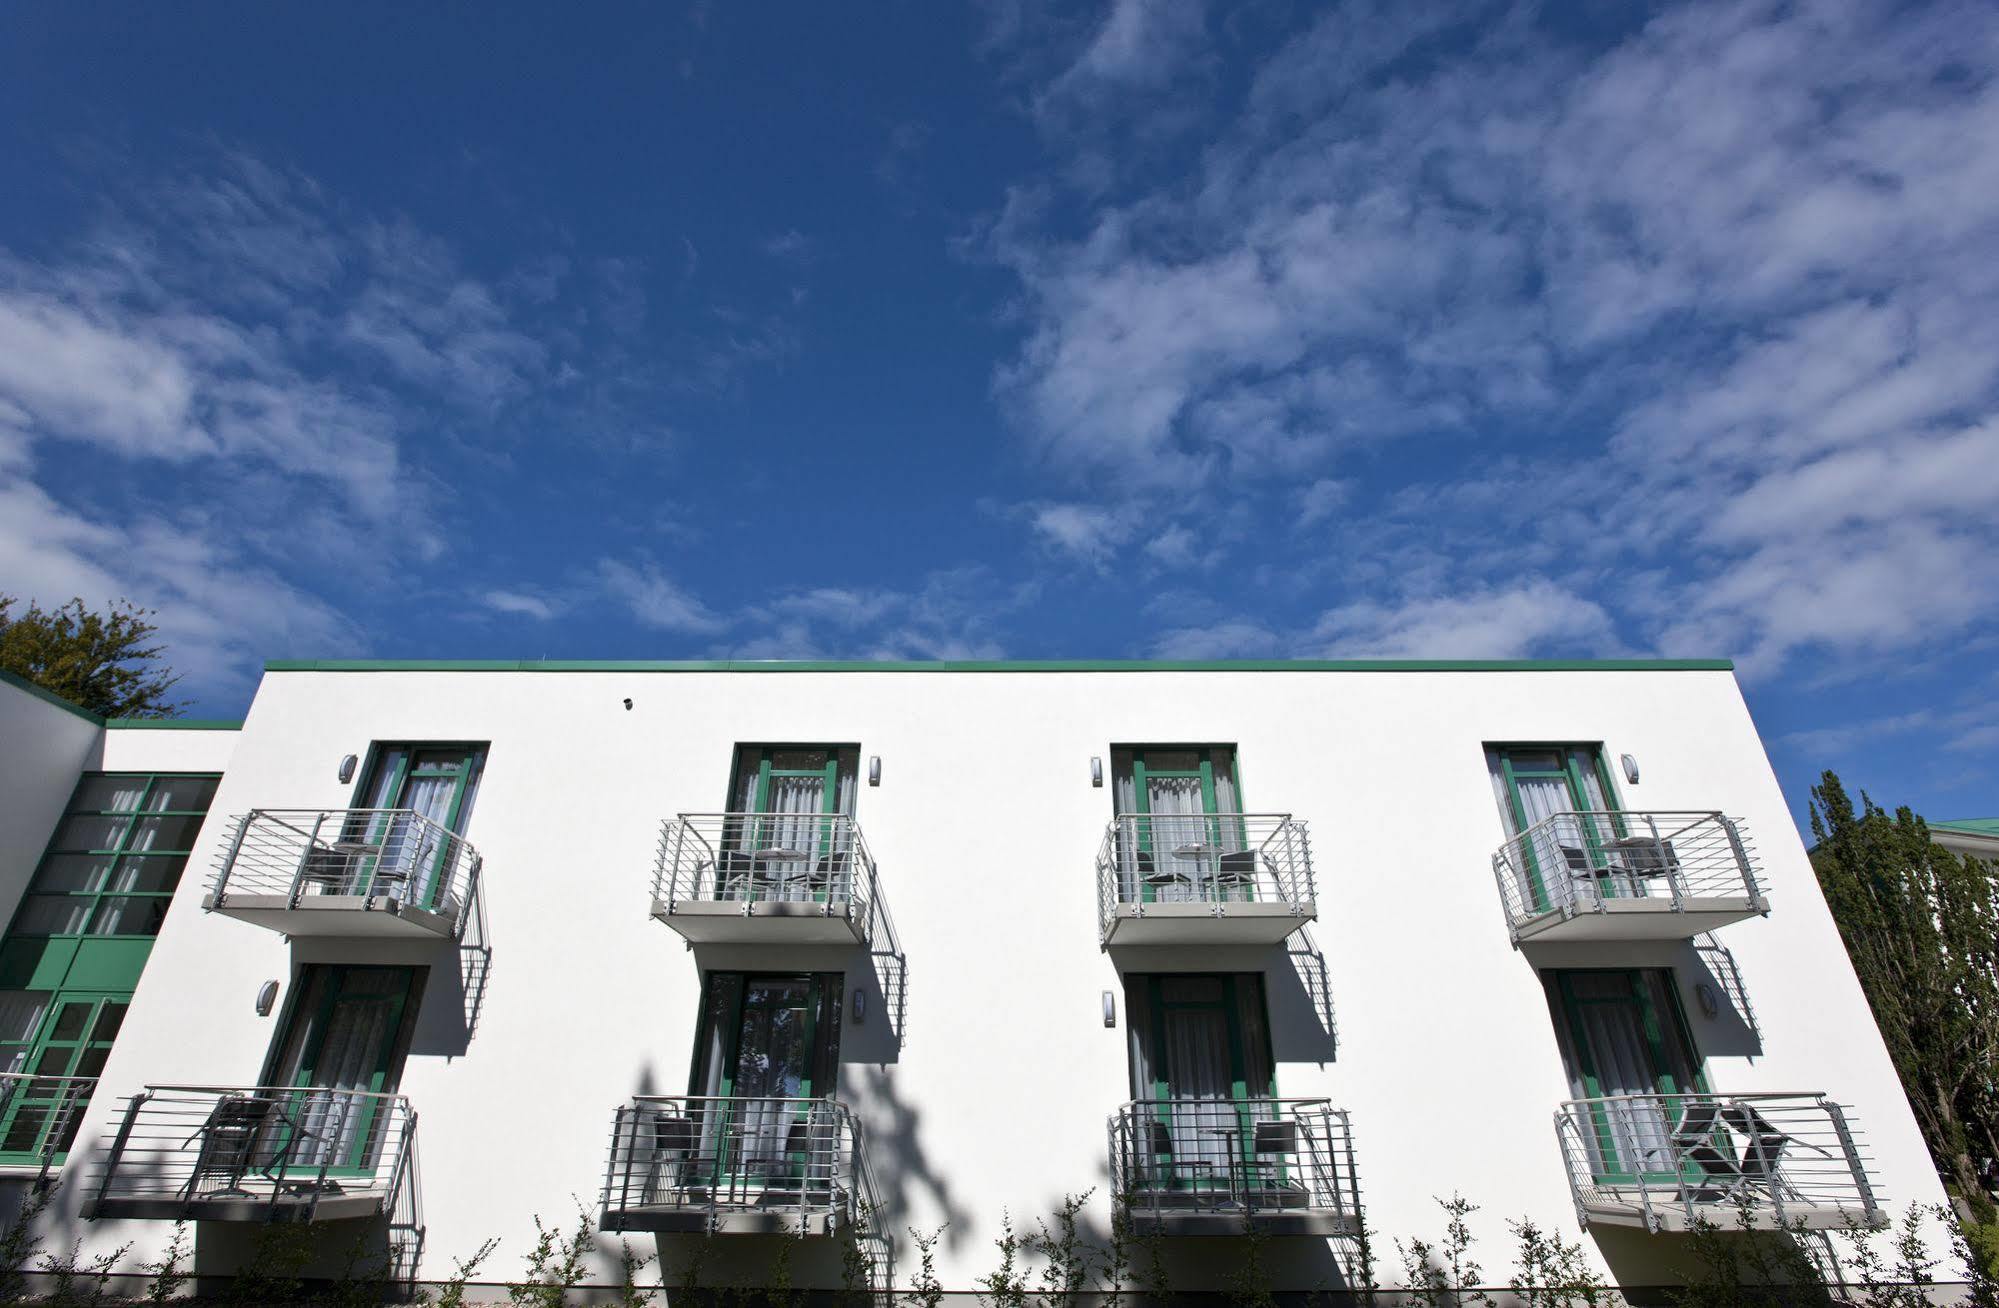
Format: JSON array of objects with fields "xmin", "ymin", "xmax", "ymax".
[
  {"xmin": 0, "ymin": 595, "xmax": 183, "ymax": 719},
  {"xmin": 1810, "ymin": 771, "xmax": 1999, "ymax": 1218}
]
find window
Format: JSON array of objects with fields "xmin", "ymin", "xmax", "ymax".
[
  {"xmin": 342, "ymin": 745, "xmax": 485, "ymax": 910},
  {"xmin": 1546, "ymin": 969, "xmax": 1704, "ymax": 1182},
  {"xmin": 720, "ymin": 746, "xmax": 859, "ymax": 904},
  {"xmin": 1124, "ymin": 974, "xmax": 1273, "ymax": 1188},
  {"xmin": 263, "ymin": 964, "xmax": 424, "ymax": 1174},
  {"xmin": 686, "ymin": 972, "xmax": 844, "ymax": 1189},
  {"xmin": 0, "ymin": 772, "xmax": 219, "ymax": 1164},
  {"xmin": 1486, "ymin": 745, "xmax": 1626, "ymax": 910},
  {"xmin": 1109, "ymin": 747, "xmax": 1247, "ymax": 904}
]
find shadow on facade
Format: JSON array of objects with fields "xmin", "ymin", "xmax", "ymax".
[{"xmin": 853, "ymin": 1065, "xmax": 970, "ymax": 1252}]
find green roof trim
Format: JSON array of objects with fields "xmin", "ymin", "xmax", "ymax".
[
  {"xmin": 264, "ymin": 657, "xmax": 1735, "ymax": 674},
  {"xmin": 1933, "ymin": 819, "xmax": 1999, "ymax": 837},
  {"xmin": 0, "ymin": 668, "xmax": 104, "ymax": 724},
  {"xmin": 104, "ymin": 718, "xmax": 243, "ymax": 731}
]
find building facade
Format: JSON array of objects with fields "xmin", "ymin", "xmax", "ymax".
[{"xmin": 0, "ymin": 659, "xmax": 1953, "ymax": 1297}]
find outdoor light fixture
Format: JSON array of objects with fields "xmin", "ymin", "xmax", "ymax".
[
  {"xmin": 869, "ymin": 755, "xmax": 881, "ymax": 787},
  {"xmin": 852, "ymin": 989, "xmax": 867, "ymax": 1023},
  {"xmin": 1091, "ymin": 756, "xmax": 1104, "ymax": 788},
  {"xmin": 1621, "ymin": 753, "xmax": 1641, "ymax": 785},
  {"xmin": 1102, "ymin": 991, "xmax": 1116, "ymax": 1027},
  {"xmin": 256, "ymin": 980, "xmax": 280, "ymax": 1017},
  {"xmin": 1695, "ymin": 982, "xmax": 1720, "ymax": 1019},
  {"xmin": 623, "ymin": 698, "xmax": 633, "ymax": 711},
  {"xmin": 338, "ymin": 754, "xmax": 358, "ymax": 785}
]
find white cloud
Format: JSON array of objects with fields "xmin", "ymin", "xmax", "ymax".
[
  {"xmin": 1296, "ymin": 478, "xmax": 1349, "ymax": 527},
  {"xmin": 480, "ymin": 590, "xmax": 557, "ymax": 621},
  {"xmin": 1311, "ymin": 581, "xmax": 1618, "ymax": 660},
  {"xmin": 1023, "ymin": 500, "xmax": 1139, "ymax": 566},
  {"xmin": 596, "ymin": 560, "xmax": 727, "ymax": 634}
]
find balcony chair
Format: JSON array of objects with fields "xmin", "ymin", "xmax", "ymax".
[
  {"xmin": 639, "ymin": 1110, "xmax": 696, "ymax": 1207},
  {"xmin": 1215, "ymin": 849, "xmax": 1259, "ymax": 903},
  {"xmin": 1724, "ymin": 1102, "xmax": 1829, "ymax": 1210},
  {"xmin": 1661, "ymin": 1101, "xmax": 1743, "ymax": 1202},
  {"xmin": 181, "ymin": 1093, "xmax": 307, "ymax": 1202}
]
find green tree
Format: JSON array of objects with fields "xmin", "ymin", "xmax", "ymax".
[
  {"xmin": 0, "ymin": 595, "xmax": 182, "ymax": 719},
  {"xmin": 1810, "ymin": 771, "xmax": 1999, "ymax": 1219}
]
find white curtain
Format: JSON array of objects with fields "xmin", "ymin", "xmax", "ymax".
[
  {"xmin": 283, "ymin": 972, "xmax": 401, "ymax": 1173},
  {"xmin": 1149, "ymin": 776, "xmax": 1209, "ymax": 903},
  {"xmin": 1569, "ymin": 977, "xmax": 1672, "ymax": 1179},
  {"xmin": 1162, "ymin": 1005, "xmax": 1235, "ymax": 1182},
  {"xmin": 759, "ymin": 774, "xmax": 825, "ymax": 901}
]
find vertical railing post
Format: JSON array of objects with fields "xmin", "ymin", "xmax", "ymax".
[
  {"xmin": 215, "ymin": 811, "xmax": 256, "ymax": 908},
  {"xmin": 288, "ymin": 812, "xmax": 327, "ymax": 908},
  {"xmin": 96, "ymin": 1090, "xmax": 149, "ymax": 1209},
  {"xmin": 1721, "ymin": 815, "xmax": 1760, "ymax": 905},
  {"xmin": 1825, "ymin": 1099, "xmax": 1879, "ymax": 1225}
]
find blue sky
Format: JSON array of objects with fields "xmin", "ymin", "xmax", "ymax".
[{"xmin": 2, "ymin": 1, "xmax": 1997, "ymax": 831}]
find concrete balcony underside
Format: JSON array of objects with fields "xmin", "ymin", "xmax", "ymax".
[
  {"xmin": 1510, "ymin": 895, "xmax": 1766, "ymax": 944},
  {"xmin": 1578, "ymin": 1187, "xmax": 1882, "ymax": 1233},
  {"xmin": 649, "ymin": 896, "xmax": 867, "ymax": 945},
  {"xmin": 86, "ymin": 1189, "xmax": 391, "ymax": 1223},
  {"xmin": 1125, "ymin": 1195, "xmax": 1361, "ymax": 1238},
  {"xmin": 202, "ymin": 892, "xmax": 460, "ymax": 940},
  {"xmin": 599, "ymin": 1198, "xmax": 854, "ymax": 1236},
  {"xmin": 1102, "ymin": 899, "xmax": 1316, "ymax": 946}
]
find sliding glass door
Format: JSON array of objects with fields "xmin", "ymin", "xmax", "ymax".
[
  {"xmin": 1550, "ymin": 969, "xmax": 1704, "ymax": 1183},
  {"xmin": 1488, "ymin": 745, "xmax": 1621, "ymax": 909},
  {"xmin": 347, "ymin": 745, "xmax": 484, "ymax": 909},
  {"xmin": 724, "ymin": 747, "xmax": 858, "ymax": 903},
  {"xmin": 690, "ymin": 972, "xmax": 843, "ymax": 1193},
  {"xmin": 1112, "ymin": 747, "xmax": 1244, "ymax": 903},
  {"xmin": 267, "ymin": 965, "xmax": 420, "ymax": 1175},
  {"xmin": 1126, "ymin": 974, "xmax": 1273, "ymax": 1190}
]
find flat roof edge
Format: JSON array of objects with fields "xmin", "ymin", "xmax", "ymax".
[
  {"xmin": 104, "ymin": 718, "xmax": 243, "ymax": 731},
  {"xmin": 0, "ymin": 668, "xmax": 104, "ymax": 724},
  {"xmin": 263, "ymin": 657, "xmax": 1736, "ymax": 674}
]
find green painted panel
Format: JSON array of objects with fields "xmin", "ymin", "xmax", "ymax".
[{"xmin": 61, "ymin": 939, "xmax": 154, "ymax": 991}]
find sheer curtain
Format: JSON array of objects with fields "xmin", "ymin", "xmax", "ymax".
[
  {"xmin": 1149, "ymin": 777, "xmax": 1208, "ymax": 903},
  {"xmin": 761, "ymin": 774, "xmax": 824, "ymax": 901},
  {"xmin": 389, "ymin": 767, "xmax": 458, "ymax": 907},
  {"xmin": 1568, "ymin": 975, "xmax": 1672, "ymax": 1179}
]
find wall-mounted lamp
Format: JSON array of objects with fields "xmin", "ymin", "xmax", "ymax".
[
  {"xmin": 852, "ymin": 989, "xmax": 867, "ymax": 1023},
  {"xmin": 1090, "ymin": 756, "xmax": 1104, "ymax": 788},
  {"xmin": 1621, "ymin": 753, "xmax": 1641, "ymax": 785},
  {"xmin": 338, "ymin": 754, "xmax": 358, "ymax": 785},
  {"xmin": 256, "ymin": 980, "xmax": 280, "ymax": 1017},
  {"xmin": 1694, "ymin": 982, "xmax": 1720, "ymax": 1019},
  {"xmin": 868, "ymin": 756, "xmax": 882, "ymax": 787},
  {"xmin": 1102, "ymin": 991, "xmax": 1117, "ymax": 1028}
]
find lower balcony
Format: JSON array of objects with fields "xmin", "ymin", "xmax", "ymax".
[
  {"xmin": 650, "ymin": 814, "xmax": 876, "ymax": 946},
  {"xmin": 1098, "ymin": 815, "xmax": 1318, "ymax": 946},
  {"xmin": 600, "ymin": 1095, "xmax": 878, "ymax": 1235},
  {"xmin": 1110, "ymin": 1098, "xmax": 1362, "ymax": 1236},
  {"xmin": 84, "ymin": 1085, "xmax": 417, "ymax": 1223},
  {"xmin": 203, "ymin": 809, "xmax": 480, "ymax": 940},
  {"xmin": 1494, "ymin": 810, "xmax": 1767, "ymax": 944},
  {"xmin": 0, "ymin": 1071, "xmax": 96, "ymax": 1180},
  {"xmin": 1556, "ymin": 1092, "xmax": 1884, "ymax": 1233}
]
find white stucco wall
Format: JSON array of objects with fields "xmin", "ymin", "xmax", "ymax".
[
  {"xmin": 0, "ymin": 678, "xmax": 103, "ymax": 918},
  {"xmin": 36, "ymin": 665, "xmax": 1951, "ymax": 1294},
  {"xmin": 96, "ymin": 725, "xmax": 239, "ymax": 777}
]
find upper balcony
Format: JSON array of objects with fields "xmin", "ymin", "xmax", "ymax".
[
  {"xmin": 599, "ymin": 1094, "xmax": 880, "ymax": 1236},
  {"xmin": 1556, "ymin": 1092, "xmax": 1883, "ymax": 1233},
  {"xmin": 651, "ymin": 814, "xmax": 877, "ymax": 946},
  {"xmin": 1492, "ymin": 810, "xmax": 1765, "ymax": 945},
  {"xmin": 84, "ymin": 1084, "xmax": 417, "ymax": 1223},
  {"xmin": 204, "ymin": 809, "xmax": 481, "ymax": 941},
  {"xmin": 1110, "ymin": 1098, "xmax": 1362, "ymax": 1237},
  {"xmin": 1097, "ymin": 814, "xmax": 1316, "ymax": 946}
]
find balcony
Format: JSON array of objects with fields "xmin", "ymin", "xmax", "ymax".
[
  {"xmin": 1097, "ymin": 814, "xmax": 1316, "ymax": 946},
  {"xmin": 0, "ymin": 1072, "xmax": 96, "ymax": 1180},
  {"xmin": 85, "ymin": 1085, "xmax": 417, "ymax": 1222},
  {"xmin": 1556, "ymin": 1092, "xmax": 1883, "ymax": 1233},
  {"xmin": 599, "ymin": 1095, "xmax": 880, "ymax": 1235},
  {"xmin": 1109, "ymin": 1098, "xmax": 1362, "ymax": 1237},
  {"xmin": 651, "ymin": 814, "xmax": 877, "ymax": 946},
  {"xmin": 1493, "ymin": 810, "xmax": 1765, "ymax": 945},
  {"xmin": 204, "ymin": 809, "xmax": 481, "ymax": 940}
]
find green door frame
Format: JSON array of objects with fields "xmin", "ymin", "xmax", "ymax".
[
  {"xmin": 0, "ymin": 992, "xmax": 124, "ymax": 1161},
  {"xmin": 1493, "ymin": 745, "xmax": 1624, "ymax": 909},
  {"xmin": 1136, "ymin": 973, "xmax": 1275, "ymax": 1191},
  {"xmin": 729, "ymin": 747, "xmax": 849, "ymax": 904},
  {"xmin": 1553, "ymin": 969, "xmax": 1706, "ymax": 1184},
  {"xmin": 349, "ymin": 745, "xmax": 483, "ymax": 909},
  {"xmin": 1126, "ymin": 747, "xmax": 1243, "ymax": 903},
  {"xmin": 692, "ymin": 971, "xmax": 841, "ymax": 1191},
  {"xmin": 274, "ymin": 965, "xmax": 416, "ymax": 1177}
]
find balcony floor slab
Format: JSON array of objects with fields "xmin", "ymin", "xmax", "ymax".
[
  {"xmin": 1104, "ymin": 901, "xmax": 1314, "ymax": 946},
  {"xmin": 1512, "ymin": 897, "xmax": 1765, "ymax": 944},
  {"xmin": 650, "ymin": 898, "xmax": 866, "ymax": 945},
  {"xmin": 86, "ymin": 1191, "xmax": 391, "ymax": 1223},
  {"xmin": 203, "ymin": 893, "xmax": 459, "ymax": 939},
  {"xmin": 1579, "ymin": 1191, "xmax": 1883, "ymax": 1233}
]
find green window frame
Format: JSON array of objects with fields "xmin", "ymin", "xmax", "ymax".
[
  {"xmin": 10, "ymin": 774, "xmax": 220, "ymax": 940},
  {"xmin": 261, "ymin": 964, "xmax": 423, "ymax": 1177},
  {"xmin": 1112, "ymin": 746, "xmax": 1246, "ymax": 903},
  {"xmin": 686, "ymin": 971, "xmax": 844, "ymax": 1191},
  {"xmin": 1487, "ymin": 744, "xmax": 1624, "ymax": 910},
  {"xmin": 345, "ymin": 744, "xmax": 486, "ymax": 910},
  {"xmin": 722, "ymin": 746, "xmax": 858, "ymax": 905},
  {"xmin": 1548, "ymin": 968, "xmax": 1707, "ymax": 1184},
  {"xmin": 0, "ymin": 991, "xmax": 126, "ymax": 1162},
  {"xmin": 1124, "ymin": 973, "xmax": 1275, "ymax": 1192}
]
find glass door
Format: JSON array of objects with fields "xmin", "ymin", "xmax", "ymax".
[
  {"xmin": 690, "ymin": 972, "xmax": 843, "ymax": 1196},
  {"xmin": 1113, "ymin": 747, "xmax": 1243, "ymax": 903},
  {"xmin": 1551, "ymin": 970, "xmax": 1703, "ymax": 1184},
  {"xmin": 348, "ymin": 746, "xmax": 484, "ymax": 909},
  {"xmin": 1127, "ymin": 974, "xmax": 1273, "ymax": 1194},
  {"xmin": 1488, "ymin": 746, "xmax": 1621, "ymax": 909},
  {"xmin": 0, "ymin": 993, "xmax": 123, "ymax": 1159},
  {"xmin": 268, "ymin": 965, "xmax": 418, "ymax": 1176},
  {"xmin": 725, "ymin": 747, "xmax": 857, "ymax": 904}
]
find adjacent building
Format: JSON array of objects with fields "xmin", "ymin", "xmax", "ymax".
[{"xmin": 0, "ymin": 659, "xmax": 1952, "ymax": 1296}]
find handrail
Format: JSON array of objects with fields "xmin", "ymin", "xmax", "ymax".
[
  {"xmin": 1095, "ymin": 813, "xmax": 1316, "ymax": 938},
  {"xmin": 1554, "ymin": 1092, "xmax": 1880, "ymax": 1233},
  {"xmin": 1491, "ymin": 809, "xmax": 1763, "ymax": 936},
  {"xmin": 90, "ymin": 1084, "xmax": 417, "ymax": 1218},
  {"xmin": 208, "ymin": 809, "xmax": 481, "ymax": 937},
  {"xmin": 652, "ymin": 814, "xmax": 876, "ymax": 937},
  {"xmin": 1109, "ymin": 1097, "xmax": 1360, "ymax": 1226},
  {"xmin": 0, "ymin": 1072, "xmax": 98, "ymax": 1181}
]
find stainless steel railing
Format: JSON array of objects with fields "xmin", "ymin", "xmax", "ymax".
[
  {"xmin": 1096, "ymin": 813, "xmax": 1315, "ymax": 933},
  {"xmin": 1110, "ymin": 1098, "xmax": 1360, "ymax": 1225},
  {"xmin": 653, "ymin": 814, "xmax": 877, "ymax": 929},
  {"xmin": 0, "ymin": 1071, "xmax": 97, "ymax": 1179},
  {"xmin": 208, "ymin": 809, "xmax": 482, "ymax": 933},
  {"xmin": 1555, "ymin": 1092, "xmax": 1881, "ymax": 1231},
  {"xmin": 91, "ymin": 1085, "xmax": 417, "ymax": 1217},
  {"xmin": 600, "ymin": 1095, "xmax": 878, "ymax": 1231},
  {"xmin": 1492, "ymin": 810, "xmax": 1763, "ymax": 933}
]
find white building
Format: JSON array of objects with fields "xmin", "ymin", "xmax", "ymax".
[{"xmin": 0, "ymin": 658, "xmax": 1953, "ymax": 1298}]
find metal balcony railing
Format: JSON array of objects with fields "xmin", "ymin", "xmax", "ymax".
[
  {"xmin": 1110, "ymin": 1098, "xmax": 1361, "ymax": 1233},
  {"xmin": 1096, "ymin": 814, "xmax": 1315, "ymax": 936},
  {"xmin": 1556, "ymin": 1093, "xmax": 1882, "ymax": 1232},
  {"xmin": 88, "ymin": 1085, "xmax": 417, "ymax": 1222},
  {"xmin": 600, "ymin": 1095, "xmax": 880, "ymax": 1236},
  {"xmin": 208, "ymin": 809, "xmax": 482, "ymax": 935},
  {"xmin": 0, "ymin": 1072, "xmax": 97, "ymax": 1178},
  {"xmin": 653, "ymin": 814, "xmax": 877, "ymax": 931},
  {"xmin": 1492, "ymin": 810, "xmax": 1764, "ymax": 940}
]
